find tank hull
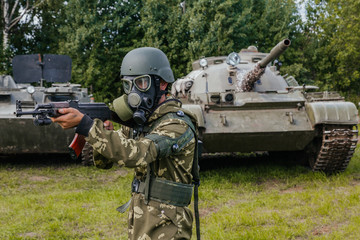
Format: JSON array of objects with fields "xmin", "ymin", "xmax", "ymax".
[
  {"xmin": 1, "ymin": 74, "xmax": 90, "ymax": 157},
  {"xmin": 200, "ymin": 108, "xmax": 315, "ymax": 153},
  {"xmin": 202, "ymin": 131, "xmax": 314, "ymax": 153},
  {"xmin": 0, "ymin": 117, "xmax": 75, "ymax": 154}
]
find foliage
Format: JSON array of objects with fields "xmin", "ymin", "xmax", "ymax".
[
  {"xmin": 140, "ymin": 0, "xmax": 301, "ymax": 77},
  {"xmin": 301, "ymin": 0, "xmax": 360, "ymax": 97},
  {"xmin": 56, "ymin": 0, "xmax": 143, "ymax": 102},
  {"xmin": 325, "ymin": 0, "xmax": 360, "ymax": 96},
  {"xmin": 140, "ymin": 0, "xmax": 190, "ymax": 79},
  {"xmin": 0, "ymin": 46, "xmax": 12, "ymax": 74},
  {"xmin": 1, "ymin": 0, "xmax": 47, "ymax": 53},
  {"xmin": 0, "ymin": 0, "xmax": 359, "ymax": 102},
  {"xmin": 25, "ymin": 0, "xmax": 67, "ymax": 54},
  {"xmin": 0, "ymin": 0, "xmax": 64, "ymax": 75}
]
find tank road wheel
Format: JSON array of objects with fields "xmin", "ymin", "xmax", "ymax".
[
  {"xmin": 81, "ymin": 142, "xmax": 94, "ymax": 166},
  {"xmin": 306, "ymin": 125, "xmax": 358, "ymax": 173}
]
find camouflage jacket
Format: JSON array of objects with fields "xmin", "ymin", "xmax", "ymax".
[{"xmin": 85, "ymin": 99, "xmax": 197, "ymax": 239}]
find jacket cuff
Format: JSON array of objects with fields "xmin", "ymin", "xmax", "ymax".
[{"xmin": 75, "ymin": 115, "xmax": 94, "ymax": 137}]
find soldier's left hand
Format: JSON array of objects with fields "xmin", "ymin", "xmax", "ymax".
[
  {"xmin": 103, "ymin": 120, "xmax": 114, "ymax": 130},
  {"xmin": 51, "ymin": 108, "xmax": 84, "ymax": 129}
]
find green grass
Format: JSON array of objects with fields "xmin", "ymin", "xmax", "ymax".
[{"xmin": 1, "ymin": 148, "xmax": 360, "ymax": 239}]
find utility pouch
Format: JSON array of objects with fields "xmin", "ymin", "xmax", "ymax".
[{"xmin": 138, "ymin": 177, "xmax": 193, "ymax": 207}]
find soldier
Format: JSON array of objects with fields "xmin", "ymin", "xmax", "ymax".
[{"xmin": 52, "ymin": 47, "xmax": 200, "ymax": 240}]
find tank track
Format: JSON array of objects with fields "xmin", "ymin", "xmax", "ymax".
[{"xmin": 310, "ymin": 125, "xmax": 358, "ymax": 173}]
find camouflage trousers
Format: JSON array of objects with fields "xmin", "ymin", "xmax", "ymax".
[{"xmin": 128, "ymin": 193, "xmax": 193, "ymax": 240}]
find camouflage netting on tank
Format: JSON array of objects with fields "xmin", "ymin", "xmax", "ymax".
[
  {"xmin": 171, "ymin": 78, "xmax": 194, "ymax": 97},
  {"xmin": 238, "ymin": 63, "xmax": 265, "ymax": 92}
]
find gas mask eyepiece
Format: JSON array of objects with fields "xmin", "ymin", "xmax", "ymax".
[{"xmin": 122, "ymin": 75, "xmax": 152, "ymax": 94}]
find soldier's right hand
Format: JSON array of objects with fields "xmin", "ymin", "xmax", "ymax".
[{"xmin": 51, "ymin": 107, "xmax": 84, "ymax": 129}]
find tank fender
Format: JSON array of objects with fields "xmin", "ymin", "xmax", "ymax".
[
  {"xmin": 305, "ymin": 101, "xmax": 359, "ymax": 126},
  {"xmin": 182, "ymin": 104, "xmax": 205, "ymax": 128}
]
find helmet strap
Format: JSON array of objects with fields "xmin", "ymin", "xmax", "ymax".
[{"xmin": 153, "ymin": 75, "xmax": 167, "ymax": 105}]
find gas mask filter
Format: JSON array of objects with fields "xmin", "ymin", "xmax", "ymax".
[{"xmin": 113, "ymin": 94, "xmax": 134, "ymax": 122}]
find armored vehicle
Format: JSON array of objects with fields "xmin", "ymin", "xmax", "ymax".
[
  {"xmin": 172, "ymin": 39, "xmax": 359, "ymax": 173},
  {"xmin": 0, "ymin": 54, "xmax": 91, "ymax": 158}
]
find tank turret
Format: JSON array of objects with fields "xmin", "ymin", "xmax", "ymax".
[{"xmin": 240, "ymin": 39, "xmax": 291, "ymax": 91}]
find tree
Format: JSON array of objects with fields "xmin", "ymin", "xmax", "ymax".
[
  {"xmin": 139, "ymin": 0, "xmax": 302, "ymax": 78},
  {"xmin": 185, "ymin": 0, "xmax": 301, "ymax": 65},
  {"xmin": 57, "ymin": 0, "xmax": 143, "ymax": 102},
  {"xmin": 1, "ymin": 0, "xmax": 50, "ymax": 74},
  {"xmin": 26, "ymin": 0, "xmax": 67, "ymax": 54},
  {"xmin": 140, "ymin": 0, "xmax": 190, "ymax": 78},
  {"xmin": 325, "ymin": 0, "xmax": 360, "ymax": 95},
  {"xmin": 1, "ymin": 0, "xmax": 45, "ymax": 50},
  {"xmin": 300, "ymin": 0, "xmax": 360, "ymax": 99}
]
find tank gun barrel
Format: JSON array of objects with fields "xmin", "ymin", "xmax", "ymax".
[
  {"xmin": 258, "ymin": 39, "xmax": 291, "ymax": 68},
  {"xmin": 239, "ymin": 39, "xmax": 291, "ymax": 92}
]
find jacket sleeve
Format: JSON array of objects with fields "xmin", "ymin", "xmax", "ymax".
[{"xmin": 85, "ymin": 119, "xmax": 158, "ymax": 169}]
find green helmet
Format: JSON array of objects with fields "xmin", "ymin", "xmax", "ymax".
[{"xmin": 120, "ymin": 47, "xmax": 175, "ymax": 83}]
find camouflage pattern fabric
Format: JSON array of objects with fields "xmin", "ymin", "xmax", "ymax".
[{"xmin": 85, "ymin": 99, "xmax": 197, "ymax": 240}]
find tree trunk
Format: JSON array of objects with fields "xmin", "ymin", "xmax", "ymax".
[{"xmin": 2, "ymin": 0, "xmax": 10, "ymax": 50}]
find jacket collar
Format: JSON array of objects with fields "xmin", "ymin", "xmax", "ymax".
[{"xmin": 147, "ymin": 98, "xmax": 182, "ymax": 123}]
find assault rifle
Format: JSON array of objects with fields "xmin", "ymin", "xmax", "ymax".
[{"xmin": 15, "ymin": 100, "xmax": 123, "ymax": 159}]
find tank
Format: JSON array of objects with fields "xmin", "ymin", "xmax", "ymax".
[
  {"xmin": 0, "ymin": 54, "xmax": 92, "ymax": 158},
  {"xmin": 172, "ymin": 39, "xmax": 359, "ymax": 173}
]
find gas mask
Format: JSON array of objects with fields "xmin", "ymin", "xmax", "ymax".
[{"xmin": 113, "ymin": 75, "xmax": 163, "ymax": 126}]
